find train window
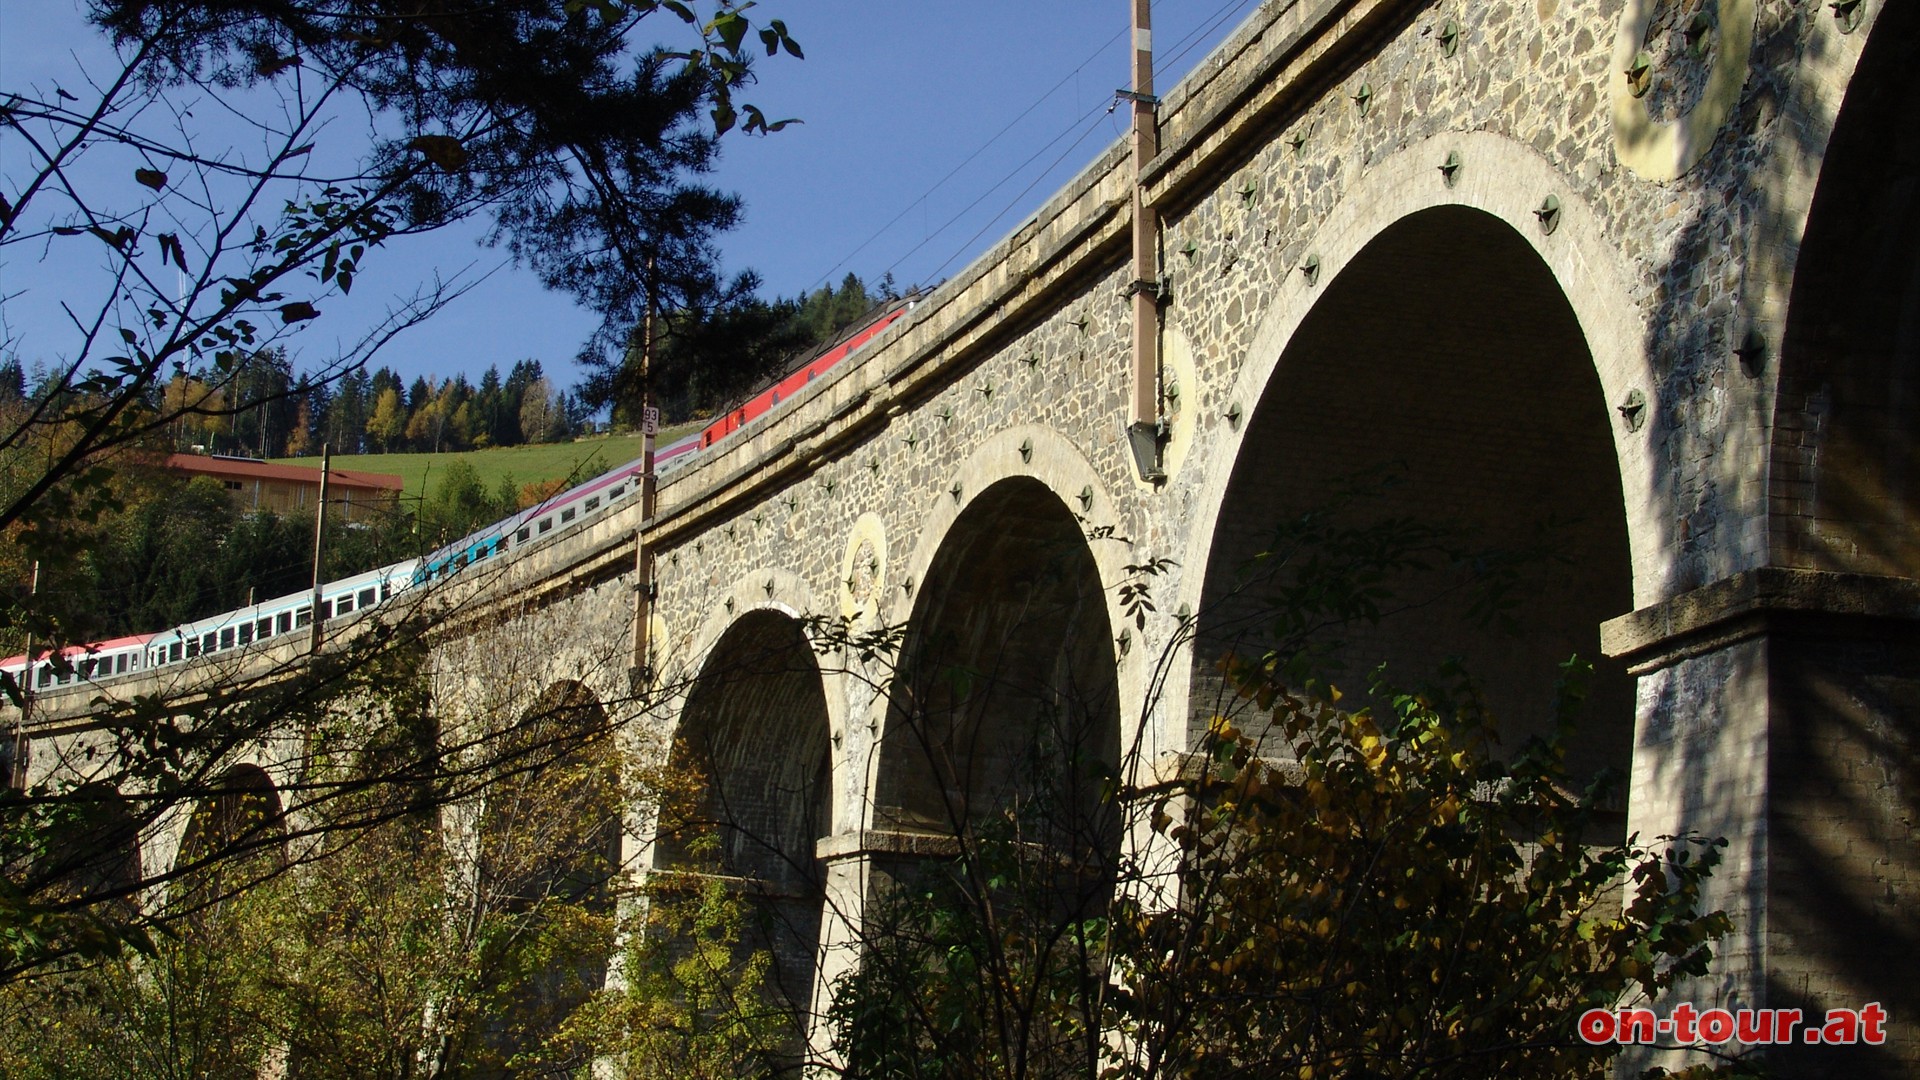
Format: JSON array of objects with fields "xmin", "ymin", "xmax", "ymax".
[
  {"xmin": 219, "ymin": 628, "xmax": 236, "ymax": 650},
  {"xmin": 169, "ymin": 642, "xmax": 183, "ymax": 663},
  {"xmin": 358, "ymin": 588, "xmax": 375, "ymax": 608},
  {"xmin": 538, "ymin": 518, "xmax": 553, "ymax": 534},
  {"xmin": 380, "ymin": 583, "xmax": 391, "ymax": 602},
  {"xmin": 37, "ymin": 667, "xmax": 53, "ymax": 689},
  {"xmin": 610, "ymin": 485, "xmax": 626, "ymax": 499},
  {"xmin": 186, "ymin": 639, "xmax": 201, "ymax": 658},
  {"xmin": 585, "ymin": 496, "xmax": 600, "ymax": 512},
  {"xmin": 295, "ymin": 608, "xmax": 311, "ymax": 629},
  {"xmin": 257, "ymin": 617, "xmax": 272, "ymax": 638},
  {"xmin": 237, "ymin": 623, "xmax": 253, "ymax": 646},
  {"xmin": 277, "ymin": 612, "xmax": 293, "ymax": 635},
  {"xmin": 77, "ymin": 658, "xmax": 93, "ymax": 680},
  {"xmin": 202, "ymin": 632, "xmax": 217, "ymax": 652},
  {"xmin": 561, "ymin": 507, "xmax": 576, "ymax": 524},
  {"xmin": 516, "ymin": 527, "xmax": 531, "ymax": 543},
  {"xmin": 118, "ymin": 654, "xmax": 130, "ymax": 673},
  {"xmin": 337, "ymin": 595, "xmax": 355, "ymax": 615},
  {"xmin": 322, "ymin": 599, "xmax": 336, "ymax": 620}
]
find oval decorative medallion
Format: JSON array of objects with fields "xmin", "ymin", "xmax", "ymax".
[
  {"xmin": 1611, "ymin": 0, "xmax": 1755, "ymax": 180},
  {"xmin": 838, "ymin": 512, "xmax": 888, "ymax": 622}
]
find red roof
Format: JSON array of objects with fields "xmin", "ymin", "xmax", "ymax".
[{"xmin": 165, "ymin": 454, "xmax": 403, "ymax": 492}]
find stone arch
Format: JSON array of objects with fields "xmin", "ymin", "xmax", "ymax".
[
  {"xmin": 479, "ymin": 679, "xmax": 618, "ymax": 902},
  {"xmin": 1772, "ymin": 0, "xmax": 1920, "ymax": 578},
  {"xmin": 466, "ymin": 679, "xmax": 621, "ymax": 1076},
  {"xmin": 894, "ymin": 426, "xmax": 1129, "ymax": 609},
  {"xmin": 1188, "ymin": 199, "xmax": 1635, "ymax": 786},
  {"xmin": 663, "ymin": 606, "xmax": 834, "ymax": 1027},
  {"xmin": 880, "ymin": 423, "xmax": 1134, "ymax": 741},
  {"xmin": 1759, "ymin": 5, "xmax": 1920, "ymax": 1073},
  {"xmin": 38, "ymin": 783, "xmax": 142, "ymax": 912},
  {"xmin": 171, "ymin": 764, "xmax": 286, "ymax": 915},
  {"xmin": 174, "ymin": 764, "xmax": 285, "ymax": 873},
  {"xmin": 876, "ymin": 473, "xmax": 1123, "ymax": 879},
  {"xmin": 1185, "ymin": 132, "xmax": 1658, "ymax": 608}
]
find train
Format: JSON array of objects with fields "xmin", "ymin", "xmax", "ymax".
[
  {"xmin": 1, "ymin": 300, "xmax": 912, "ymax": 698},
  {"xmin": 697, "ymin": 304, "xmax": 908, "ymax": 448}
]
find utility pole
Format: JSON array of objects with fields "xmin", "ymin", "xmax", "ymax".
[
  {"xmin": 8, "ymin": 561, "xmax": 38, "ymax": 790},
  {"xmin": 309, "ymin": 444, "xmax": 331, "ymax": 655},
  {"xmin": 631, "ymin": 257, "xmax": 659, "ymax": 683},
  {"xmin": 1124, "ymin": 0, "xmax": 1166, "ymax": 482}
]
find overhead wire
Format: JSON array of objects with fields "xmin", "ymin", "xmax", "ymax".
[
  {"xmin": 916, "ymin": 110, "xmax": 1112, "ymax": 286},
  {"xmin": 884, "ymin": 101, "xmax": 1114, "ymax": 287},
  {"xmin": 1154, "ymin": 0, "xmax": 1261, "ymax": 83},
  {"xmin": 802, "ymin": 24, "xmax": 1128, "ymax": 295},
  {"xmin": 851, "ymin": 0, "xmax": 1264, "ymax": 294}
]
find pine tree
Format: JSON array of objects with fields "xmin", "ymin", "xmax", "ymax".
[{"xmin": 0, "ymin": 358, "xmax": 25, "ymax": 403}]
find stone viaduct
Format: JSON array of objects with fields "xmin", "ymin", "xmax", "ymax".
[{"xmin": 12, "ymin": 0, "xmax": 1917, "ymax": 1074}]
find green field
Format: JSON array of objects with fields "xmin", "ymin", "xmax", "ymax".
[{"xmin": 270, "ymin": 423, "xmax": 701, "ymax": 503}]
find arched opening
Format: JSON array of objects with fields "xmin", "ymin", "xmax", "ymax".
[
  {"xmin": 43, "ymin": 784, "xmax": 142, "ymax": 911},
  {"xmin": 173, "ymin": 764, "xmax": 286, "ymax": 911},
  {"xmin": 1193, "ymin": 205, "xmax": 1634, "ymax": 787},
  {"xmin": 467, "ymin": 680, "xmax": 621, "ymax": 1078},
  {"xmin": 664, "ymin": 608, "xmax": 833, "ymax": 1032},
  {"xmin": 845, "ymin": 478, "xmax": 1122, "ymax": 1072},
  {"xmin": 1764, "ymin": 9, "xmax": 1920, "ymax": 1075},
  {"xmin": 878, "ymin": 476, "xmax": 1122, "ymax": 894},
  {"xmin": 1774, "ymin": 5, "xmax": 1920, "ymax": 578}
]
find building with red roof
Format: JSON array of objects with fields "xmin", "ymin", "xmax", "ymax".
[{"xmin": 164, "ymin": 454, "xmax": 402, "ymax": 524}]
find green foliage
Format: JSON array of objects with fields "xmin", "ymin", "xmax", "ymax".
[
  {"xmin": 824, "ymin": 499, "xmax": 1739, "ymax": 1080},
  {"xmin": 421, "ymin": 458, "xmax": 503, "ymax": 544},
  {"xmin": 0, "ymin": 646, "xmax": 648, "ymax": 1073},
  {"xmin": 829, "ymin": 816, "xmax": 1110, "ymax": 1080},
  {"xmin": 1111, "ymin": 657, "xmax": 1733, "ymax": 1079},
  {"xmin": 567, "ymin": 872, "xmax": 795, "ymax": 1079},
  {"xmin": 828, "ymin": 658, "xmax": 1737, "ymax": 1080},
  {"xmin": 0, "ymin": 882, "xmax": 284, "ymax": 1079},
  {"xmin": 0, "ymin": 0, "xmax": 809, "ymax": 1062}
]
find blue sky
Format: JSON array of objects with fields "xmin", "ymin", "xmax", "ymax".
[{"xmin": 1, "ymin": 2, "xmax": 1256, "ymax": 392}]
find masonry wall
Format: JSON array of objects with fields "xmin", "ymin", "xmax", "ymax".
[{"xmin": 12, "ymin": 1, "xmax": 1914, "ymax": 1075}]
